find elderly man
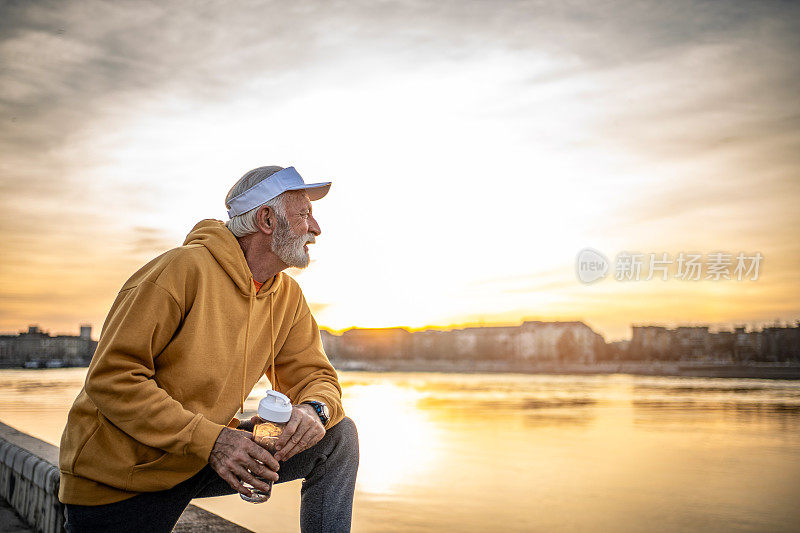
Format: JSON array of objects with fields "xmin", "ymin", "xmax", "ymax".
[{"xmin": 58, "ymin": 166, "xmax": 359, "ymax": 533}]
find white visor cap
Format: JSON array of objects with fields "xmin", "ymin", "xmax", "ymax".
[{"xmin": 226, "ymin": 166, "xmax": 331, "ymax": 218}]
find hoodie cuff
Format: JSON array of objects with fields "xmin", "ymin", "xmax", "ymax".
[{"xmin": 188, "ymin": 416, "xmax": 226, "ymax": 461}]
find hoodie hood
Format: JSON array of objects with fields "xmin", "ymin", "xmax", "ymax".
[
  {"xmin": 183, "ymin": 219, "xmax": 280, "ymax": 297},
  {"xmin": 183, "ymin": 219, "xmax": 286, "ymax": 414}
]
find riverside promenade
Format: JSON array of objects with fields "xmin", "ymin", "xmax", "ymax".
[
  {"xmin": 1, "ymin": 496, "xmax": 34, "ymax": 532},
  {"xmin": 0, "ymin": 421, "xmax": 252, "ymax": 532}
]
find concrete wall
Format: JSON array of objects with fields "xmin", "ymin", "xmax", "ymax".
[{"xmin": 0, "ymin": 423, "xmax": 63, "ymax": 532}]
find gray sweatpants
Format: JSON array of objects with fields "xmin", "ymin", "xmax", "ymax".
[{"xmin": 64, "ymin": 417, "xmax": 360, "ymax": 533}]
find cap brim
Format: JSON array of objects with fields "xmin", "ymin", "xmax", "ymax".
[{"xmin": 284, "ymin": 181, "xmax": 331, "ymax": 201}]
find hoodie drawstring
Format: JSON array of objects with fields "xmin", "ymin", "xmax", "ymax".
[
  {"xmin": 241, "ymin": 280, "xmax": 277, "ymax": 414},
  {"xmin": 241, "ymin": 279, "xmax": 255, "ymax": 414},
  {"xmin": 269, "ymin": 291, "xmax": 276, "ymax": 387}
]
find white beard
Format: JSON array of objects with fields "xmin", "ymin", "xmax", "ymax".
[{"xmin": 271, "ymin": 216, "xmax": 314, "ymax": 268}]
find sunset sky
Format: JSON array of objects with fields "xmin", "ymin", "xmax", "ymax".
[{"xmin": 1, "ymin": 0, "xmax": 798, "ymax": 341}]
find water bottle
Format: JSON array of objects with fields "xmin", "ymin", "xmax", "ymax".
[{"xmin": 240, "ymin": 390, "xmax": 292, "ymax": 503}]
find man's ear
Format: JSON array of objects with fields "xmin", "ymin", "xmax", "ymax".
[{"xmin": 257, "ymin": 205, "xmax": 273, "ymax": 234}]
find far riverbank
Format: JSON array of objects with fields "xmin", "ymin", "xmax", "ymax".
[
  {"xmin": 333, "ymin": 359, "xmax": 800, "ymax": 379},
  {"xmin": 4, "ymin": 359, "xmax": 800, "ymax": 380}
]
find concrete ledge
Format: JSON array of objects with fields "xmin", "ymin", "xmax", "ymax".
[
  {"xmin": 0, "ymin": 421, "xmax": 252, "ymax": 532},
  {"xmin": 174, "ymin": 505, "xmax": 253, "ymax": 532},
  {"xmin": 0, "ymin": 425, "xmax": 62, "ymax": 533}
]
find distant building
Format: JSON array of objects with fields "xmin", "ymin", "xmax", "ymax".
[
  {"xmin": 631, "ymin": 325, "xmax": 712, "ymax": 361},
  {"xmin": 630, "ymin": 326, "xmax": 672, "ymax": 360},
  {"xmin": 321, "ymin": 320, "xmax": 605, "ymax": 363},
  {"xmin": 410, "ymin": 329, "xmax": 449, "ymax": 359},
  {"xmin": 0, "ymin": 325, "xmax": 97, "ymax": 368},
  {"xmin": 629, "ymin": 322, "xmax": 800, "ymax": 362},
  {"xmin": 334, "ymin": 327, "xmax": 412, "ymax": 360},
  {"xmin": 604, "ymin": 339, "xmax": 631, "ymax": 361},
  {"xmin": 732, "ymin": 326, "xmax": 757, "ymax": 361},
  {"xmin": 319, "ymin": 329, "xmax": 340, "ymax": 360},
  {"xmin": 673, "ymin": 326, "xmax": 710, "ymax": 359},
  {"xmin": 450, "ymin": 326, "xmax": 521, "ymax": 360},
  {"xmin": 759, "ymin": 324, "xmax": 800, "ymax": 362},
  {"xmin": 516, "ymin": 321, "xmax": 604, "ymax": 363}
]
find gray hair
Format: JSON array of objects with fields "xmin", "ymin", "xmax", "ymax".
[{"xmin": 225, "ymin": 166, "xmax": 288, "ymax": 237}]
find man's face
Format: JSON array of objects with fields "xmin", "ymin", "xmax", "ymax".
[{"xmin": 270, "ymin": 191, "xmax": 321, "ymax": 269}]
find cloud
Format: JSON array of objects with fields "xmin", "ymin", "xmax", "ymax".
[
  {"xmin": 0, "ymin": 0, "xmax": 798, "ymax": 336},
  {"xmin": 129, "ymin": 226, "xmax": 175, "ymax": 255},
  {"xmin": 309, "ymin": 302, "xmax": 330, "ymax": 315}
]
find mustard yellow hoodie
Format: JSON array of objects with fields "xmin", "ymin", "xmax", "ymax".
[{"xmin": 58, "ymin": 219, "xmax": 344, "ymax": 505}]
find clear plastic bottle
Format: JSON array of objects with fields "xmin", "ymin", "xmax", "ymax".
[{"xmin": 240, "ymin": 390, "xmax": 292, "ymax": 503}]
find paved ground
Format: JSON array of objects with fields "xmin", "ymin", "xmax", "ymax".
[{"xmin": 0, "ymin": 498, "xmax": 34, "ymax": 532}]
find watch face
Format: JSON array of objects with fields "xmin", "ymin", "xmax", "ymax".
[{"xmin": 307, "ymin": 401, "xmax": 329, "ymax": 423}]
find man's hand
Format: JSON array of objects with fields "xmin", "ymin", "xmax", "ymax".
[
  {"xmin": 209, "ymin": 427, "xmax": 280, "ymax": 497},
  {"xmin": 274, "ymin": 404, "xmax": 325, "ymax": 462}
]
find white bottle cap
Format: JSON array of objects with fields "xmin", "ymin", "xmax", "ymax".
[{"xmin": 257, "ymin": 390, "xmax": 292, "ymax": 423}]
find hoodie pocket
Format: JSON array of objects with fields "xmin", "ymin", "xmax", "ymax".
[
  {"xmin": 126, "ymin": 450, "xmax": 169, "ymax": 491},
  {"xmin": 127, "ymin": 451, "xmax": 205, "ymax": 492},
  {"xmin": 132, "ymin": 451, "xmax": 169, "ymax": 470},
  {"xmin": 132, "ymin": 440, "xmax": 166, "ymax": 468},
  {"xmin": 71, "ymin": 411, "xmax": 205, "ymax": 493},
  {"xmin": 67, "ymin": 414, "xmax": 101, "ymax": 474},
  {"xmin": 72, "ymin": 412, "xmax": 165, "ymax": 491}
]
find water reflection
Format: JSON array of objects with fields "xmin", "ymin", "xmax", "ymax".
[{"xmin": 0, "ymin": 369, "xmax": 798, "ymax": 532}]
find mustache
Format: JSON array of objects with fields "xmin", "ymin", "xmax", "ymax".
[{"xmin": 304, "ymin": 234, "xmax": 316, "ymax": 244}]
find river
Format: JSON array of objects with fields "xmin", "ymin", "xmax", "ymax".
[{"xmin": 1, "ymin": 368, "xmax": 798, "ymax": 532}]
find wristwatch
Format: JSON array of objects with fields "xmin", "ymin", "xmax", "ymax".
[{"xmin": 303, "ymin": 401, "xmax": 330, "ymax": 426}]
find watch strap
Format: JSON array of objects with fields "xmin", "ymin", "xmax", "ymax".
[{"xmin": 303, "ymin": 401, "xmax": 329, "ymax": 426}]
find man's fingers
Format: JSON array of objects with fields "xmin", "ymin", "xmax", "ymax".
[
  {"xmin": 276, "ymin": 423, "xmax": 311, "ymax": 460},
  {"xmin": 275, "ymin": 411, "xmax": 301, "ymax": 449},
  {"xmin": 276, "ymin": 423, "xmax": 313, "ymax": 461},
  {"xmin": 238, "ymin": 439, "xmax": 278, "ymax": 480},
  {"xmin": 302, "ymin": 426, "xmax": 325, "ymax": 452},
  {"xmin": 308, "ymin": 426, "xmax": 325, "ymax": 448},
  {"xmin": 232, "ymin": 464, "xmax": 273, "ymax": 494},
  {"xmin": 237, "ymin": 416, "xmax": 260, "ymax": 433},
  {"xmin": 210, "ymin": 428, "xmax": 280, "ymax": 494},
  {"xmin": 249, "ymin": 460, "xmax": 279, "ymax": 482},
  {"xmin": 245, "ymin": 440, "xmax": 280, "ymax": 472},
  {"xmin": 222, "ymin": 470, "xmax": 251, "ymax": 497},
  {"xmin": 287, "ymin": 427, "xmax": 323, "ymax": 461}
]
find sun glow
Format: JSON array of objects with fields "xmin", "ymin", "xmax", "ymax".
[{"xmin": 342, "ymin": 381, "xmax": 442, "ymax": 497}]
